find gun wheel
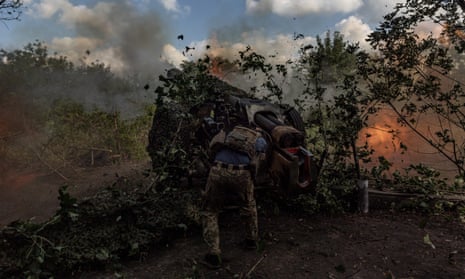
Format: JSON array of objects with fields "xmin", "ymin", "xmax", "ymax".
[{"xmin": 284, "ymin": 108, "xmax": 305, "ymax": 132}]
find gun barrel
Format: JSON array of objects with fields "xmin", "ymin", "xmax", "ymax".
[{"xmin": 254, "ymin": 113, "xmax": 282, "ymax": 132}]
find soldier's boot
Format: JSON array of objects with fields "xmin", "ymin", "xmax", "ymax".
[{"xmin": 202, "ymin": 253, "xmax": 222, "ymax": 269}]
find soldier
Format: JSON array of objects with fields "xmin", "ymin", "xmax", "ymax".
[{"xmin": 201, "ymin": 125, "xmax": 268, "ymax": 269}]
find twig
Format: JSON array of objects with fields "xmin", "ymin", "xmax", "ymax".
[
  {"xmin": 171, "ymin": 118, "xmax": 184, "ymax": 146},
  {"xmin": 241, "ymin": 254, "xmax": 266, "ymax": 279},
  {"xmin": 345, "ymin": 268, "xmax": 361, "ymax": 278},
  {"xmin": 83, "ymin": 147, "xmax": 113, "ymax": 152},
  {"xmin": 30, "ymin": 147, "xmax": 69, "ymax": 181},
  {"xmin": 143, "ymin": 173, "xmax": 160, "ymax": 194}
]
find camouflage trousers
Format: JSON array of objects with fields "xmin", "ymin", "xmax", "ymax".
[{"xmin": 201, "ymin": 164, "xmax": 258, "ymax": 255}]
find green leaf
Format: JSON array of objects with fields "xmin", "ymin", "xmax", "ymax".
[
  {"xmin": 130, "ymin": 242, "xmax": 139, "ymax": 251},
  {"xmin": 423, "ymin": 233, "xmax": 436, "ymax": 249},
  {"xmin": 177, "ymin": 223, "xmax": 187, "ymax": 230},
  {"xmin": 68, "ymin": 212, "xmax": 79, "ymax": 221},
  {"xmin": 96, "ymin": 249, "xmax": 110, "ymax": 261},
  {"xmin": 54, "ymin": 245, "xmax": 64, "ymax": 252}
]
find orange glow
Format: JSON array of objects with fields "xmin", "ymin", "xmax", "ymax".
[
  {"xmin": 358, "ymin": 109, "xmax": 412, "ymax": 170},
  {"xmin": 362, "ymin": 111, "xmax": 403, "ymax": 154},
  {"xmin": 0, "ymin": 95, "xmax": 42, "ymax": 188},
  {"xmin": 6, "ymin": 171, "xmax": 42, "ymax": 190},
  {"xmin": 205, "ymin": 32, "xmax": 239, "ymax": 79},
  {"xmin": 357, "ymin": 108, "xmax": 458, "ymax": 177},
  {"xmin": 438, "ymin": 24, "xmax": 465, "ymax": 45},
  {"xmin": 210, "ymin": 57, "xmax": 225, "ymax": 78},
  {"xmin": 206, "ymin": 32, "xmax": 225, "ymax": 78},
  {"xmin": 362, "ymin": 125, "xmax": 398, "ymax": 154},
  {"xmin": 454, "ymin": 28, "xmax": 465, "ymax": 40}
]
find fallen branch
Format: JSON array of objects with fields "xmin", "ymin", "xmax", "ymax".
[
  {"xmin": 369, "ymin": 189, "xmax": 465, "ymax": 202},
  {"xmin": 345, "ymin": 268, "xmax": 361, "ymax": 278},
  {"xmin": 241, "ymin": 254, "xmax": 266, "ymax": 279},
  {"xmin": 30, "ymin": 147, "xmax": 69, "ymax": 181}
]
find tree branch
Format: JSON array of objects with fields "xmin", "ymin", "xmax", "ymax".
[
  {"xmin": 387, "ymin": 101, "xmax": 465, "ymax": 175},
  {"xmin": 457, "ymin": 0, "xmax": 465, "ymax": 12}
]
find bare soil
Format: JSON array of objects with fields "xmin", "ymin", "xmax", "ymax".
[
  {"xmin": 1, "ymin": 162, "xmax": 465, "ymax": 279},
  {"xmin": 78, "ymin": 211, "xmax": 465, "ymax": 279},
  {"xmin": 0, "ymin": 161, "xmax": 148, "ymax": 227}
]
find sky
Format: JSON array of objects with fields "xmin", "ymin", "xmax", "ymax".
[{"xmin": 0, "ymin": 0, "xmax": 401, "ymax": 76}]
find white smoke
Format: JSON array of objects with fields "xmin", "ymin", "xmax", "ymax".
[
  {"xmin": 27, "ymin": 0, "xmax": 171, "ymax": 77},
  {"xmin": 158, "ymin": 0, "xmax": 190, "ymax": 13},
  {"xmin": 163, "ymin": 31, "xmax": 315, "ymax": 67},
  {"xmin": 161, "ymin": 44, "xmax": 186, "ymax": 68},
  {"xmin": 246, "ymin": 0, "xmax": 363, "ymax": 16}
]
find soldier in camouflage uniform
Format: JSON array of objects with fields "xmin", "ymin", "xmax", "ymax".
[{"xmin": 201, "ymin": 126, "xmax": 267, "ymax": 268}]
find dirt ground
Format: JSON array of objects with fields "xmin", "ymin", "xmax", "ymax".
[
  {"xmin": 1, "ymin": 162, "xmax": 465, "ymax": 279},
  {"xmin": 78, "ymin": 211, "xmax": 465, "ymax": 279},
  {"xmin": 0, "ymin": 161, "xmax": 149, "ymax": 227}
]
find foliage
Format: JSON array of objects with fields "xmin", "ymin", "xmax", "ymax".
[
  {"xmin": 155, "ymin": 57, "xmax": 239, "ymax": 108},
  {"xmin": 0, "ymin": 41, "xmax": 134, "ymax": 106},
  {"xmin": 148, "ymin": 58, "xmax": 225, "ymax": 186},
  {"xmin": 237, "ymin": 45, "xmax": 293, "ymax": 104},
  {"xmin": 0, "ymin": 184, "xmax": 201, "ymax": 278},
  {"xmin": 0, "ymin": 93, "xmax": 46, "ymax": 167},
  {"xmin": 148, "ymin": 128, "xmax": 191, "ymax": 188},
  {"xmin": 148, "ymin": 54, "xmax": 277, "ymax": 188},
  {"xmin": 390, "ymin": 164, "xmax": 456, "ymax": 214},
  {"xmin": 300, "ymin": 31, "xmax": 358, "ymax": 84},
  {"xmin": 392, "ymin": 164, "xmax": 449, "ymax": 195},
  {"xmin": 288, "ymin": 185, "xmax": 349, "ymax": 216},
  {"xmin": 290, "ymin": 31, "xmax": 377, "ymax": 213},
  {"xmin": 0, "ymin": 42, "xmax": 153, "ymax": 168},
  {"xmin": 363, "ymin": 0, "xmax": 465, "ymax": 177},
  {"xmin": 45, "ymin": 99, "xmax": 153, "ymax": 165},
  {"xmin": 295, "ymin": 32, "xmax": 371, "ymax": 174}
]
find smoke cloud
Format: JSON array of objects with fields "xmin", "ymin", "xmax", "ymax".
[
  {"xmin": 158, "ymin": 0, "xmax": 190, "ymax": 13},
  {"xmin": 245, "ymin": 0, "xmax": 363, "ymax": 16},
  {"xmin": 29, "ymin": 0, "xmax": 171, "ymax": 77}
]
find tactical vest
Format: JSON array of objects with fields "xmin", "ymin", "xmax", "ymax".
[
  {"xmin": 223, "ymin": 126, "xmax": 261, "ymax": 159},
  {"xmin": 209, "ymin": 126, "xmax": 261, "ymax": 159}
]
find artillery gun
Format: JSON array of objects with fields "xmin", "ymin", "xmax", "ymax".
[{"xmin": 147, "ymin": 73, "xmax": 319, "ymax": 195}]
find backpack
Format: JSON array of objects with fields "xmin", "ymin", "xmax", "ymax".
[
  {"xmin": 209, "ymin": 126, "xmax": 262, "ymax": 159},
  {"xmin": 223, "ymin": 126, "xmax": 261, "ymax": 159}
]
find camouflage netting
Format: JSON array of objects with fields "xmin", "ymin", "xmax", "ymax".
[
  {"xmin": 0, "ymin": 182, "xmax": 202, "ymax": 278},
  {"xmin": 147, "ymin": 103, "xmax": 195, "ymax": 169},
  {"xmin": 147, "ymin": 72, "xmax": 253, "ymax": 178}
]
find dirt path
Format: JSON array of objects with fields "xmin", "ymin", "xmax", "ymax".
[{"xmin": 79, "ymin": 210, "xmax": 465, "ymax": 279}]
